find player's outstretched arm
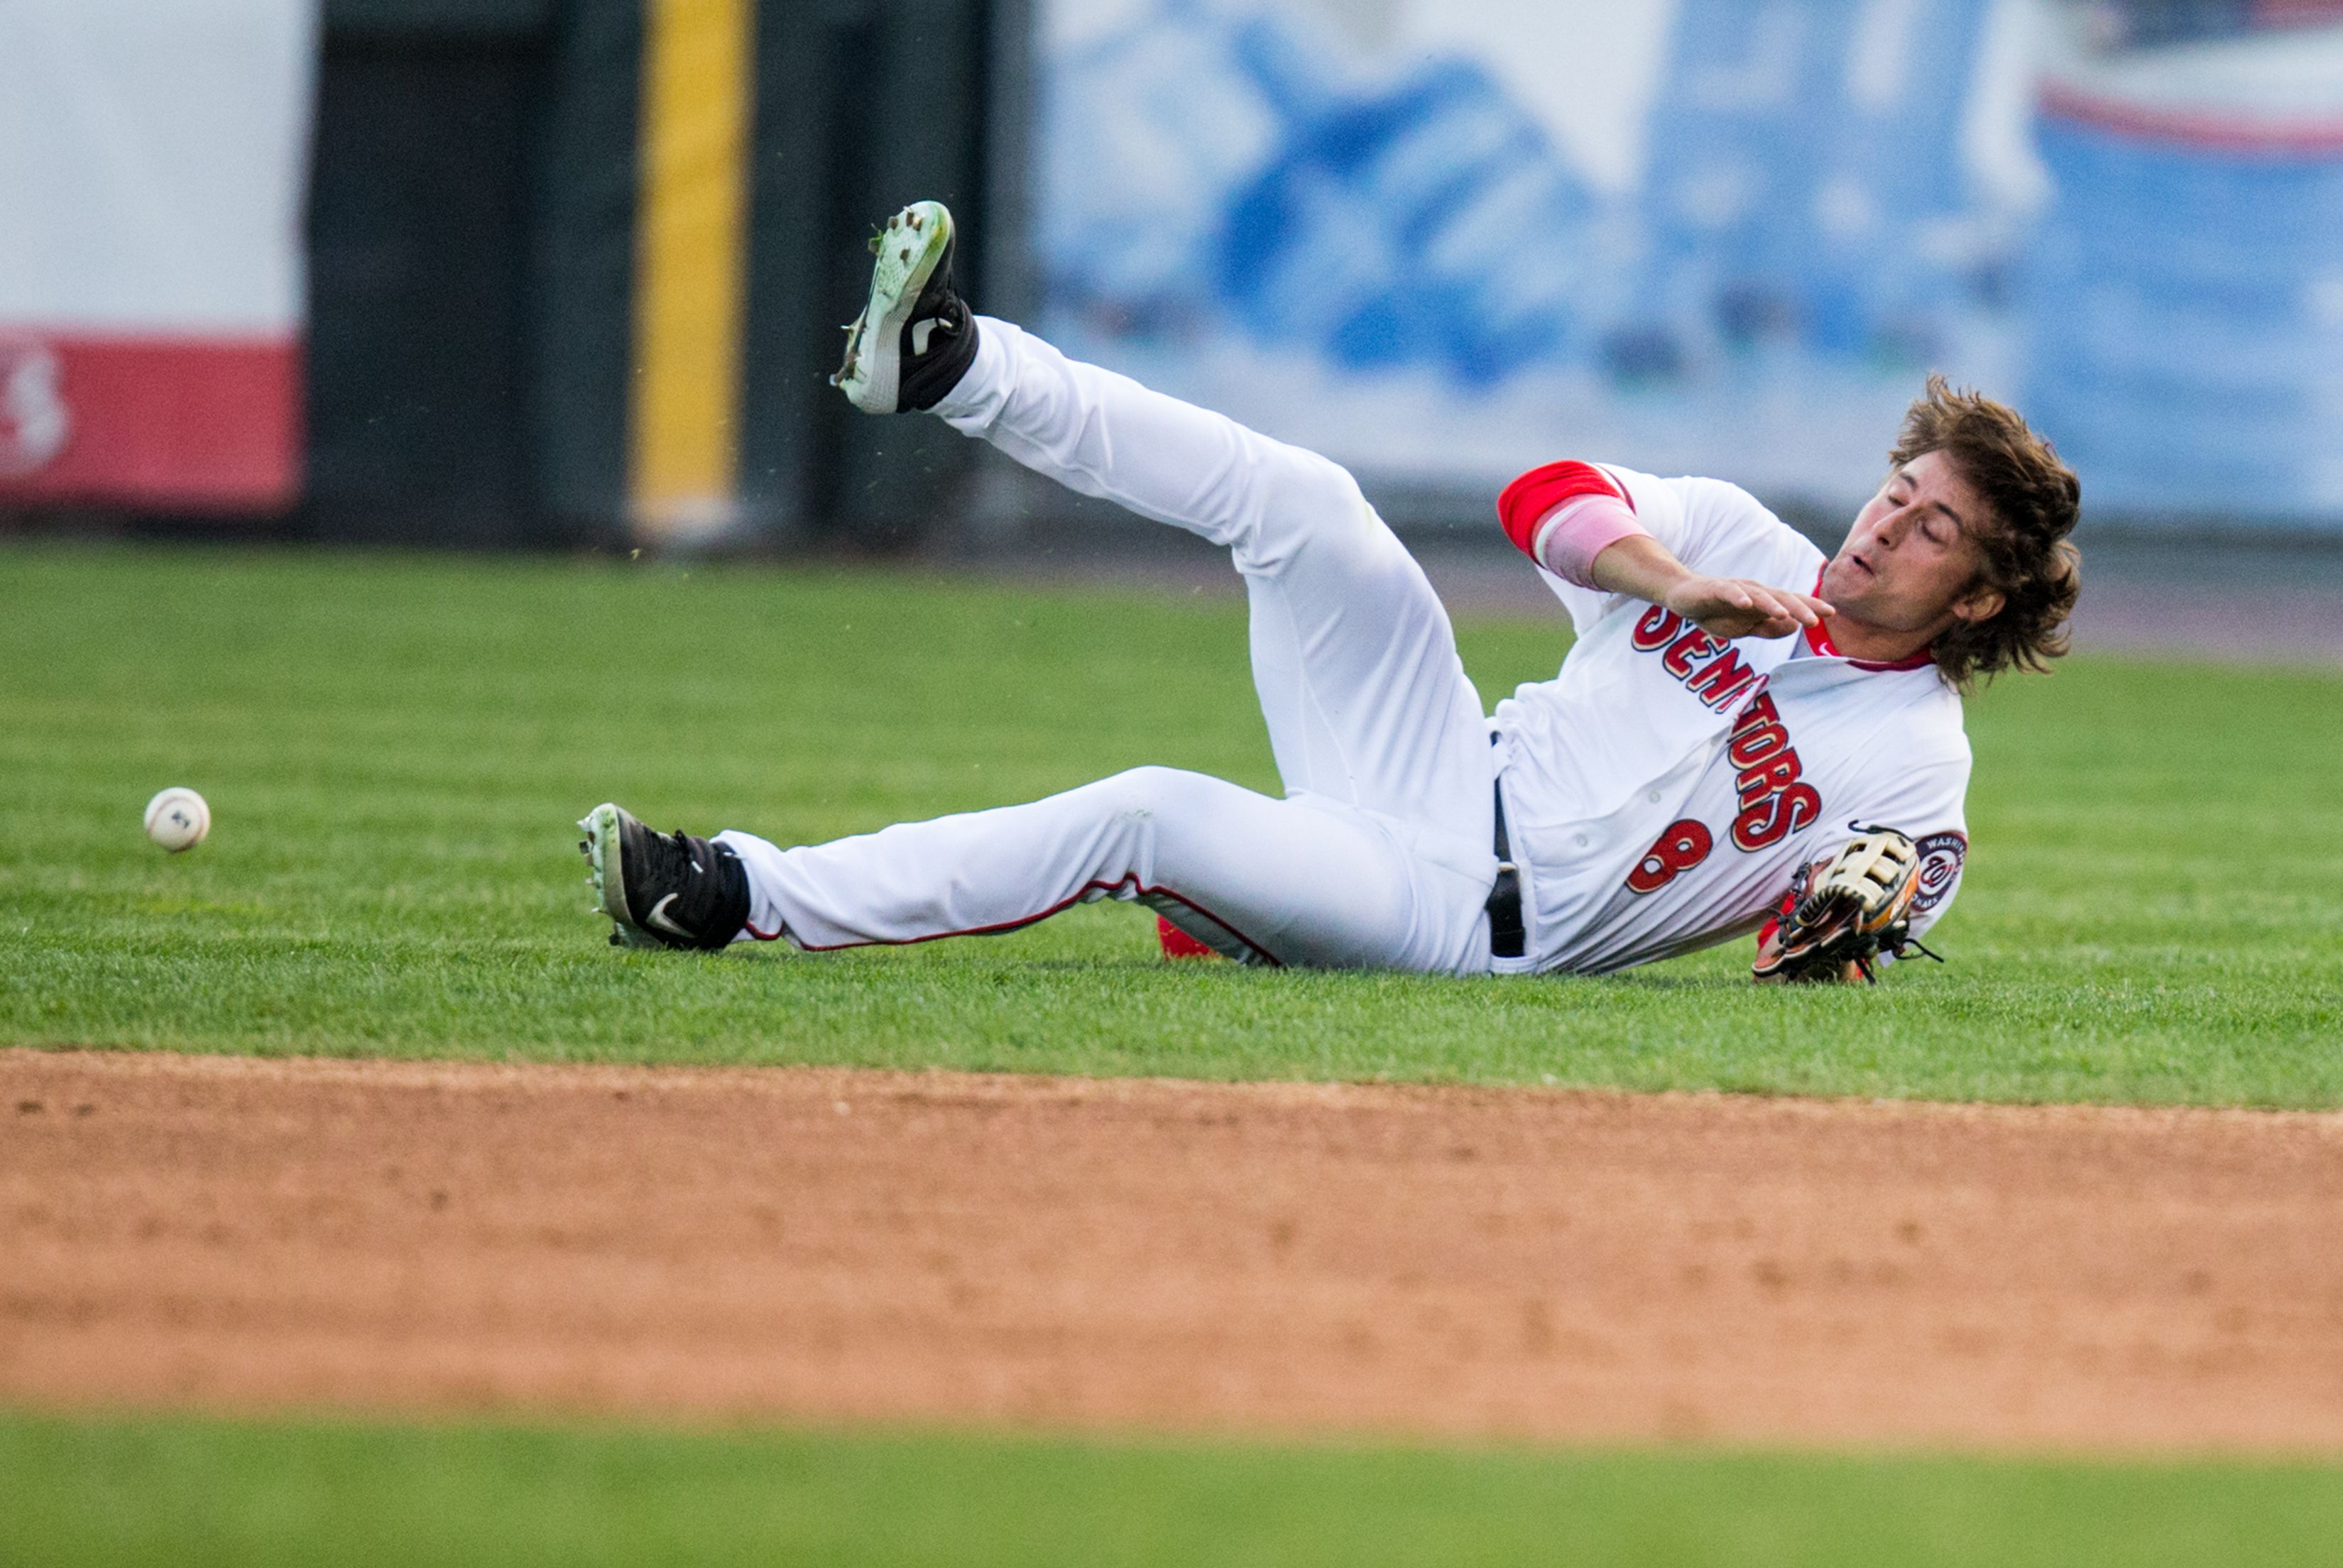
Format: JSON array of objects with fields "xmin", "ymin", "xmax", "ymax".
[{"xmin": 1589, "ymin": 534, "xmax": 1834, "ymax": 642}]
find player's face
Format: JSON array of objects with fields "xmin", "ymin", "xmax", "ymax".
[{"xmin": 1820, "ymin": 451, "xmax": 2002, "ymax": 635}]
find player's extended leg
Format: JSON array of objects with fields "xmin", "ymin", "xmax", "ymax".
[
  {"xmin": 731, "ymin": 767, "xmax": 1438, "ymax": 966},
  {"xmin": 836, "ymin": 203, "xmax": 1494, "ymax": 865},
  {"xmin": 586, "ymin": 769, "xmax": 1437, "ymax": 969}
]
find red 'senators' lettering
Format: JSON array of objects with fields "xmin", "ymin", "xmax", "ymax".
[
  {"xmin": 1685, "ymin": 647, "xmax": 1759, "ymax": 708},
  {"xmin": 1735, "ymin": 752, "xmax": 1803, "ymax": 808},
  {"xmin": 1626, "ymin": 610, "xmax": 1824, "ymax": 852},
  {"xmin": 1728, "ymin": 718, "xmax": 1788, "ymax": 768},
  {"xmin": 1632, "ymin": 604, "xmax": 1681, "ymax": 651},
  {"xmin": 1722, "ymin": 689, "xmax": 1819, "ymax": 852},
  {"xmin": 1632, "ymin": 609, "xmax": 1763, "ymax": 715},
  {"xmin": 1662, "ymin": 627, "xmax": 1720, "ymax": 678},
  {"xmin": 1732, "ymin": 782, "xmax": 1820, "ymax": 850}
]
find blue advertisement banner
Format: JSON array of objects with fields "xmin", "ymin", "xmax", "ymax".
[{"xmin": 1037, "ymin": 0, "xmax": 2343, "ymax": 522}]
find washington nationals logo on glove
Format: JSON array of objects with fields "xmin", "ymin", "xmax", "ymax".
[{"xmin": 1911, "ymin": 831, "xmax": 1967, "ymax": 914}]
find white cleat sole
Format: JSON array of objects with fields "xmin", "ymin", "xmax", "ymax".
[
  {"xmin": 579, "ymin": 803, "xmax": 662, "ymax": 949},
  {"xmin": 831, "ymin": 201, "xmax": 955, "ymax": 415}
]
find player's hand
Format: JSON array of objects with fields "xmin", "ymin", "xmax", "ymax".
[
  {"xmin": 1751, "ymin": 924, "xmax": 1866, "ymax": 986},
  {"xmin": 1662, "ymin": 576, "xmax": 1834, "ymax": 641}
]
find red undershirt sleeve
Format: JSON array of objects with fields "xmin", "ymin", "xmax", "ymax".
[{"xmin": 1496, "ymin": 461, "xmax": 1649, "ymax": 588}]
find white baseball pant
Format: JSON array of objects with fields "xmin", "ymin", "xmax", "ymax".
[{"xmin": 718, "ymin": 317, "xmax": 1500, "ymax": 972}]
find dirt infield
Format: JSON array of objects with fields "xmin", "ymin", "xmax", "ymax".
[{"xmin": 6, "ymin": 1048, "xmax": 2343, "ymax": 1452}]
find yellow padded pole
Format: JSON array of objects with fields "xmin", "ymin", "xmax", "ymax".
[{"xmin": 630, "ymin": 0, "xmax": 754, "ymax": 542}]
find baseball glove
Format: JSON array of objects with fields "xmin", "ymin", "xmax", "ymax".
[{"xmin": 1752, "ymin": 826, "xmax": 1941, "ymax": 985}]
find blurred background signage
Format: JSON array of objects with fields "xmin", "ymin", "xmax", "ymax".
[
  {"xmin": 4, "ymin": 0, "xmax": 2343, "ymax": 534},
  {"xmin": 0, "ymin": 0, "xmax": 315, "ymax": 511},
  {"xmin": 1042, "ymin": 0, "xmax": 2343, "ymax": 522}
]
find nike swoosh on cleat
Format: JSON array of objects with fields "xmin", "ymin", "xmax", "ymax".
[
  {"xmin": 643, "ymin": 894, "xmax": 696, "ymax": 941},
  {"xmin": 912, "ymin": 317, "xmax": 943, "ymax": 356}
]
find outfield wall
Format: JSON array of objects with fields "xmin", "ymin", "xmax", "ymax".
[
  {"xmin": 0, "ymin": 0, "xmax": 1015, "ymax": 548},
  {"xmin": 0, "ymin": 0, "xmax": 315, "ymax": 512},
  {"xmin": 1036, "ymin": 0, "xmax": 2343, "ymax": 531},
  {"xmin": 300, "ymin": 0, "xmax": 1012, "ymax": 549},
  {"xmin": 9, "ymin": 0, "xmax": 2343, "ymax": 541}
]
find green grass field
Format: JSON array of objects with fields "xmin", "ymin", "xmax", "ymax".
[
  {"xmin": 5, "ymin": 542, "xmax": 2342, "ymax": 1563},
  {"xmin": 7, "ymin": 1411, "xmax": 2343, "ymax": 1568},
  {"xmin": 1, "ymin": 542, "xmax": 2338, "ymax": 1104}
]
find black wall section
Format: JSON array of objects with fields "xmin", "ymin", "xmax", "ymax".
[
  {"xmin": 741, "ymin": 0, "xmax": 1000, "ymax": 549},
  {"xmin": 298, "ymin": 0, "xmax": 1006, "ymax": 548},
  {"xmin": 303, "ymin": 23, "xmax": 551, "ymax": 544},
  {"xmin": 327, "ymin": 0, "xmax": 555, "ymax": 34},
  {"xmin": 531, "ymin": 0, "xmax": 641, "ymax": 538},
  {"xmin": 304, "ymin": 0, "xmax": 637, "ymax": 547}
]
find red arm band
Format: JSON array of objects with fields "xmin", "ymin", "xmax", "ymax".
[{"xmin": 1495, "ymin": 460, "xmax": 1633, "ymax": 557}]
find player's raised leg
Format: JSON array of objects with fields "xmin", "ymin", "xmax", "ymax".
[
  {"xmin": 829, "ymin": 201, "xmax": 978, "ymax": 418},
  {"xmin": 834, "ymin": 202, "xmax": 1494, "ymax": 868}
]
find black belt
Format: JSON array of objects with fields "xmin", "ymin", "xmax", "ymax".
[{"xmin": 1486, "ymin": 774, "xmax": 1524, "ymax": 959}]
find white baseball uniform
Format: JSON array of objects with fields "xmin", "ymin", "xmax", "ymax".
[{"xmin": 717, "ymin": 317, "xmax": 1971, "ymax": 975}]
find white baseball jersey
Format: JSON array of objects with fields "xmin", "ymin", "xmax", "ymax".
[
  {"xmin": 720, "ymin": 317, "xmax": 1969, "ymax": 980},
  {"xmin": 1494, "ymin": 465, "xmax": 1971, "ymax": 975}
]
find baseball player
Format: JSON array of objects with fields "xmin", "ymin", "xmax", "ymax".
[{"xmin": 580, "ymin": 201, "xmax": 2081, "ymax": 983}]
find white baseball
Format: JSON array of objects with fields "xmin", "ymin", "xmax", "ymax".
[{"xmin": 144, "ymin": 786, "xmax": 211, "ymax": 852}]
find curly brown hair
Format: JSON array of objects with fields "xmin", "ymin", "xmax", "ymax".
[{"xmin": 1889, "ymin": 375, "xmax": 2082, "ymax": 691}]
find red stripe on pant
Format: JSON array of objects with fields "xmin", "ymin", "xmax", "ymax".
[{"xmin": 742, "ymin": 877, "xmax": 1279, "ymax": 964}]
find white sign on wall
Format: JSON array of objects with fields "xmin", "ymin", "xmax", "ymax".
[
  {"xmin": 0, "ymin": 0, "xmax": 317, "ymax": 510},
  {"xmin": 1039, "ymin": 0, "xmax": 2343, "ymax": 522}
]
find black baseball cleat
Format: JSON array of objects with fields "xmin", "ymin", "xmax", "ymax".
[
  {"xmin": 578, "ymin": 803, "xmax": 750, "ymax": 950},
  {"xmin": 830, "ymin": 199, "xmax": 979, "ymax": 415}
]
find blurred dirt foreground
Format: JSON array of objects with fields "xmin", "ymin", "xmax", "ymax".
[{"xmin": 6, "ymin": 1048, "xmax": 2342, "ymax": 1453}]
